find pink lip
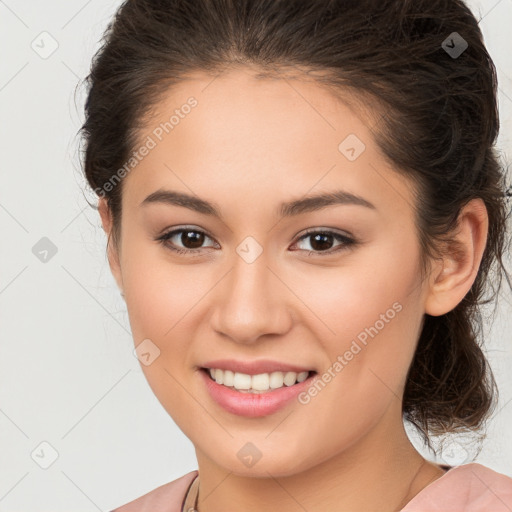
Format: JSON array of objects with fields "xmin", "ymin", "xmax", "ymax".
[
  {"xmin": 201, "ymin": 359, "xmax": 314, "ymax": 375},
  {"xmin": 199, "ymin": 368, "xmax": 316, "ymax": 418}
]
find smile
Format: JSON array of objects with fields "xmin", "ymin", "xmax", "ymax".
[{"xmin": 199, "ymin": 363, "xmax": 318, "ymax": 417}]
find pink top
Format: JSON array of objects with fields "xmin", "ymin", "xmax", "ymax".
[{"xmin": 110, "ymin": 463, "xmax": 512, "ymax": 512}]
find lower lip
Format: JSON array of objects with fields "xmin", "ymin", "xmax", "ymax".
[{"xmin": 199, "ymin": 368, "xmax": 316, "ymax": 418}]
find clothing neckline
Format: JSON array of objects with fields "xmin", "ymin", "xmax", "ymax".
[
  {"xmin": 181, "ymin": 463, "xmax": 459, "ymax": 512},
  {"xmin": 400, "ymin": 463, "xmax": 475, "ymax": 510}
]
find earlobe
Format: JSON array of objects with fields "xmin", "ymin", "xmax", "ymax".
[
  {"xmin": 98, "ymin": 197, "xmax": 124, "ymax": 294},
  {"xmin": 424, "ymin": 199, "xmax": 488, "ymax": 317}
]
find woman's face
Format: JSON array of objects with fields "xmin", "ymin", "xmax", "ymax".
[{"xmin": 107, "ymin": 67, "xmax": 432, "ymax": 476}]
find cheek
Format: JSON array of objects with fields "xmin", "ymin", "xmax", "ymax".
[
  {"xmin": 120, "ymin": 234, "xmax": 209, "ymax": 335},
  {"xmin": 296, "ymin": 238, "xmax": 423, "ymax": 405},
  {"xmin": 120, "ymin": 244, "xmax": 213, "ymax": 428},
  {"xmin": 125, "ymin": 280, "xmax": 214, "ymax": 385},
  {"xmin": 295, "ymin": 236, "xmax": 422, "ymax": 349}
]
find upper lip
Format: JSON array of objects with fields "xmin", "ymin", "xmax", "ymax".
[{"xmin": 201, "ymin": 359, "xmax": 315, "ymax": 375}]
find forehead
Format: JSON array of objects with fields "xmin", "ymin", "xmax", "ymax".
[
  {"xmin": 139, "ymin": 66, "xmax": 374, "ymax": 145},
  {"xmin": 123, "ymin": 67, "xmax": 416, "ymax": 222}
]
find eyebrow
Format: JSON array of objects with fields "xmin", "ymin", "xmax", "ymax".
[{"xmin": 140, "ymin": 188, "xmax": 376, "ymax": 218}]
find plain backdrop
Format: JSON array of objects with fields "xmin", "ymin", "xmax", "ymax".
[{"xmin": 0, "ymin": 0, "xmax": 511, "ymax": 510}]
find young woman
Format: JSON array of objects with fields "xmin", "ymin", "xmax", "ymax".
[{"xmin": 79, "ymin": 0, "xmax": 512, "ymax": 510}]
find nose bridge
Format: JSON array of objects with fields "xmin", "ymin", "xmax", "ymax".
[{"xmin": 210, "ymin": 241, "xmax": 291, "ymax": 344}]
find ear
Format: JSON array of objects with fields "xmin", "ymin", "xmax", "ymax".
[
  {"xmin": 98, "ymin": 197, "xmax": 124, "ymax": 295},
  {"xmin": 424, "ymin": 198, "xmax": 488, "ymax": 316}
]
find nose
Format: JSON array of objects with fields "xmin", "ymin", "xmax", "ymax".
[{"xmin": 209, "ymin": 253, "xmax": 293, "ymax": 345}]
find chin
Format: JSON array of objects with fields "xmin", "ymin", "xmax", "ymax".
[{"xmin": 202, "ymin": 438, "xmax": 319, "ymax": 478}]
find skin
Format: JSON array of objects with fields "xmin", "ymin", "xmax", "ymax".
[{"xmin": 99, "ymin": 66, "xmax": 488, "ymax": 512}]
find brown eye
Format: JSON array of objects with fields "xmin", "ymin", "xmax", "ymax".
[
  {"xmin": 307, "ymin": 232, "xmax": 335, "ymax": 251},
  {"xmin": 157, "ymin": 227, "xmax": 217, "ymax": 255},
  {"xmin": 178, "ymin": 230, "xmax": 206, "ymax": 249},
  {"xmin": 292, "ymin": 229, "xmax": 356, "ymax": 256}
]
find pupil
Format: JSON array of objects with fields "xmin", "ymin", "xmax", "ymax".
[
  {"xmin": 183, "ymin": 230, "xmax": 204, "ymax": 249},
  {"xmin": 311, "ymin": 233, "xmax": 332, "ymax": 251}
]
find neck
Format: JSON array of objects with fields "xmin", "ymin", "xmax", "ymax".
[{"xmin": 193, "ymin": 410, "xmax": 445, "ymax": 512}]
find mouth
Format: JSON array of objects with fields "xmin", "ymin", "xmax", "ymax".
[
  {"xmin": 201, "ymin": 367, "xmax": 316, "ymax": 394},
  {"xmin": 198, "ymin": 364, "xmax": 318, "ymax": 417}
]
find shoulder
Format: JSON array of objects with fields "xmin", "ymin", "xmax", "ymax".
[
  {"xmin": 109, "ymin": 470, "xmax": 198, "ymax": 512},
  {"xmin": 402, "ymin": 463, "xmax": 512, "ymax": 511}
]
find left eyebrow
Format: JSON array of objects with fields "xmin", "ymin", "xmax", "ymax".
[{"xmin": 140, "ymin": 188, "xmax": 376, "ymax": 219}]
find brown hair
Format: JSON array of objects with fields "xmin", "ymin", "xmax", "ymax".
[{"xmin": 78, "ymin": 0, "xmax": 511, "ymax": 448}]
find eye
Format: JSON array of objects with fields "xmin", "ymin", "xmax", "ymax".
[
  {"xmin": 156, "ymin": 227, "xmax": 218, "ymax": 256},
  {"xmin": 291, "ymin": 229, "xmax": 356, "ymax": 257}
]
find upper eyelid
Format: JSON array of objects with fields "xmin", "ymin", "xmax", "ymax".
[{"xmin": 298, "ymin": 227, "xmax": 354, "ymax": 240}]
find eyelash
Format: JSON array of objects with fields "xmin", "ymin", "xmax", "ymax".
[{"xmin": 156, "ymin": 226, "xmax": 357, "ymax": 257}]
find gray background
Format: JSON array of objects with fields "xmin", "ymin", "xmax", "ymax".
[{"xmin": 0, "ymin": 0, "xmax": 511, "ymax": 510}]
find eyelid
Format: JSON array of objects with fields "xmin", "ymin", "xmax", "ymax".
[{"xmin": 156, "ymin": 224, "xmax": 213, "ymax": 239}]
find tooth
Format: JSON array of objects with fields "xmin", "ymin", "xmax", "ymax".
[
  {"xmin": 214, "ymin": 368, "xmax": 224, "ymax": 385},
  {"xmin": 209, "ymin": 368, "xmax": 310, "ymax": 391},
  {"xmin": 297, "ymin": 371, "xmax": 308, "ymax": 383},
  {"xmin": 283, "ymin": 372, "xmax": 298, "ymax": 386},
  {"xmin": 251, "ymin": 373, "xmax": 270, "ymax": 391},
  {"xmin": 223, "ymin": 370, "xmax": 234, "ymax": 387},
  {"xmin": 233, "ymin": 372, "xmax": 252, "ymax": 390},
  {"xmin": 269, "ymin": 371, "xmax": 284, "ymax": 389}
]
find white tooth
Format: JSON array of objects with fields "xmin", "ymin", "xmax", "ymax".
[
  {"xmin": 214, "ymin": 368, "xmax": 224, "ymax": 385},
  {"xmin": 210, "ymin": 368, "xmax": 309, "ymax": 391},
  {"xmin": 251, "ymin": 373, "xmax": 270, "ymax": 391},
  {"xmin": 233, "ymin": 372, "xmax": 252, "ymax": 390},
  {"xmin": 223, "ymin": 370, "xmax": 234, "ymax": 387},
  {"xmin": 283, "ymin": 371, "xmax": 298, "ymax": 386},
  {"xmin": 269, "ymin": 371, "xmax": 284, "ymax": 389},
  {"xmin": 297, "ymin": 371, "xmax": 308, "ymax": 383}
]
